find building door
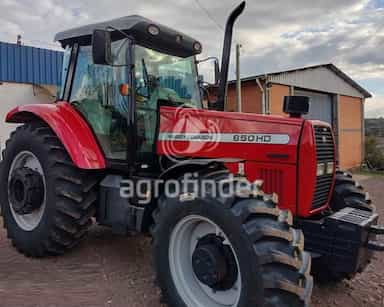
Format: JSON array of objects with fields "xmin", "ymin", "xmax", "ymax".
[{"xmin": 295, "ymin": 89, "xmax": 333, "ymax": 125}]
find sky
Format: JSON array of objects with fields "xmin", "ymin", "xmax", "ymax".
[{"xmin": 0, "ymin": 0, "xmax": 383, "ymax": 117}]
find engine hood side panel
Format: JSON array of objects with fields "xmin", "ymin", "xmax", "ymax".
[{"xmin": 157, "ymin": 107, "xmax": 303, "ymax": 164}]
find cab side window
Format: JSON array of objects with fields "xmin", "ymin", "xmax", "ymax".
[{"xmin": 70, "ymin": 40, "xmax": 130, "ymax": 160}]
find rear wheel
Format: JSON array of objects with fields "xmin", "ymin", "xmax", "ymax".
[
  {"xmin": 311, "ymin": 170, "xmax": 374, "ymax": 281},
  {"xmin": 0, "ymin": 122, "xmax": 98, "ymax": 257},
  {"xmin": 152, "ymin": 171, "xmax": 313, "ymax": 307}
]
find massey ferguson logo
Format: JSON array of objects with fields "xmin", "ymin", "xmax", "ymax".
[{"xmin": 159, "ymin": 133, "xmax": 290, "ymax": 145}]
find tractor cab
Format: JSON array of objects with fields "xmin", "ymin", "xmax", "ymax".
[{"xmin": 55, "ymin": 16, "xmax": 204, "ymax": 164}]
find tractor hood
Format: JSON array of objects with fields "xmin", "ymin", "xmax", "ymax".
[{"xmin": 157, "ymin": 106, "xmax": 304, "ymax": 164}]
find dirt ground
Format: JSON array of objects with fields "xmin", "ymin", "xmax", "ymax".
[{"xmin": 1, "ymin": 175, "xmax": 383, "ymax": 307}]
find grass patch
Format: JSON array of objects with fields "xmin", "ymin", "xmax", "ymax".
[{"xmin": 354, "ymin": 169, "xmax": 384, "ymax": 177}]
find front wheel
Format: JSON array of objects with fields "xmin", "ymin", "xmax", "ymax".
[
  {"xmin": 330, "ymin": 170, "xmax": 374, "ymax": 212},
  {"xmin": 152, "ymin": 172, "xmax": 313, "ymax": 307}
]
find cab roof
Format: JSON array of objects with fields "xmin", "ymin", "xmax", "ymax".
[{"xmin": 54, "ymin": 15, "xmax": 202, "ymax": 58}]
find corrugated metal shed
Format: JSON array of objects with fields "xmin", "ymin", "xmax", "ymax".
[
  {"xmin": 229, "ymin": 64, "xmax": 372, "ymax": 99},
  {"xmin": 0, "ymin": 42, "xmax": 63, "ymax": 86},
  {"xmin": 267, "ymin": 66, "xmax": 365, "ymax": 98}
]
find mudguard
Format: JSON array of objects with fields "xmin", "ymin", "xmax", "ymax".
[{"xmin": 6, "ymin": 101, "xmax": 106, "ymax": 169}]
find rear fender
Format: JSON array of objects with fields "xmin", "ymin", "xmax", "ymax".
[{"xmin": 6, "ymin": 101, "xmax": 106, "ymax": 169}]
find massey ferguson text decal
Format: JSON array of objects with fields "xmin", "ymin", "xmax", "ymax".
[{"xmin": 158, "ymin": 133, "xmax": 290, "ymax": 144}]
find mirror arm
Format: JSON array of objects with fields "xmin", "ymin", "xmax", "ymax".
[
  {"xmin": 106, "ymin": 26, "xmax": 135, "ymax": 41},
  {"xmin": 195, "ymin": 57, "xmax": 219, "ymax": 64}
]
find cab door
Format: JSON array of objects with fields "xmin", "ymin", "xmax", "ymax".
[{"xmin": 69, "ymin": 39, "xmax": 134, "ymax": 164}]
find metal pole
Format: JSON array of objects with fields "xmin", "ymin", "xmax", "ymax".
[
  {"xmin": 236, "ymin": 44, "xmax": 242, "ymax": 112},
  {"xmin": 256, "ymin": 78, "xmax": 265, "ymax": 114}
]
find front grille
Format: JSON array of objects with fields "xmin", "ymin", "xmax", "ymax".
[
  {"xmin": 312, "ymin": 126, "xmax": 335, "ymax": 209},
  {"xmin": 312, "ymin": 175, "xmax": 333, "ymax": 209},
  {"xmin": 314, "ymin": 126, "xmax": 334, "ymax": 161}
]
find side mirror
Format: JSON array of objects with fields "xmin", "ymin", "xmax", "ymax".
[
  {"xmin": 92, "ymin": 29, "xmax": 113, "ymax": 65},
  {"xmin": 283, "ymin": 96, "xmax": 310, "ymax": 118},
  {"xmin": 197, "ymin": 57, "xmax": 220, "ymax": 86}
]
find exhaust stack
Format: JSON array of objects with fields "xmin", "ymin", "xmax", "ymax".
[{"xmin": 216, "ymin": 1, "xmax": 246, "ymax": 111}]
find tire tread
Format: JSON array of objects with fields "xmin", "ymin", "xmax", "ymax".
[
  {"xmin": 152, "ymin": 170, "xmax": 312, "ymax": 306},
  {"xmin": 0, "ymin": 122, "xmax": 99, "ymax": 257}
]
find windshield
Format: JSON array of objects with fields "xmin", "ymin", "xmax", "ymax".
[{"xmin": 134, "ymin": 45, "xmax": 202, "ymax": 108}]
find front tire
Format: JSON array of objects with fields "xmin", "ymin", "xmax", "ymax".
[
  {"xmin": 330, "ymin": 170, "xmax": 374, "ymax": 212},
  {"xmin": 0, "ymin": 122, "xmax": 98, "ymax": 257},
  {"xmin": 152, "ymin": 171, "xmax": 313, "ymax": 307}
]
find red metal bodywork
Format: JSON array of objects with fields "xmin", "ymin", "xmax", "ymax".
[
  {"xmin": 6, "ymin": 102, "xmax": 335, "ymax": 217},
  {"xmin": 6, "ymin": 101, "xmax": 106, "ymax": 169},
  {"xmin": 158, "ymin": 106, "xmax": 335, "ymax": 217}
]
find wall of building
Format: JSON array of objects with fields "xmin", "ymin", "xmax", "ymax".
[
  {"xmin": 0, "ymin": 42, "xmax": 63, "ymax": 86},
  {"xmin": 0, "ymin": 82, "xmax": 56, "ymax": 154},
  {"xmin": 268, "ymin": 83, "xmax": 290, "ymax": 116},
  {"xmin": 226, "ymin": 81, "xmax": 263, "ymax": 113},
  {"xmin": 226, "ymin": 82, "xmax": 292, "ymax": 116},
  {"xmin": 338, "ymin": 95, "xmax": 363, "ymax": 169}
]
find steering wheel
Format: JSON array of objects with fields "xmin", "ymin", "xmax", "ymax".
[{"xmin": 136, "ymin": 76, "xmax": 160, "ymax": 99}]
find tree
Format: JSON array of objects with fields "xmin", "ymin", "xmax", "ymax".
[{"xmin": 365, "ymin": 135, "xmax": 384, "ymax": 169}]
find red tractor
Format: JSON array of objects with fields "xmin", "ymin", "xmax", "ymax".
[{"xmin": 1, "ymin": 2, "xmax": 383, "ymax": 306}]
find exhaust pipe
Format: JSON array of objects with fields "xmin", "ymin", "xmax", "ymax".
[{"xmin": 215, "ymin": 1, "xmax": 246, "ymax": 111}]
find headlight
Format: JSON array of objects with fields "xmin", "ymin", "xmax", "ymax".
[
  {"xmin": 316, "ymin": 163, "xmax": 326, "ymax": 176},
  {"xmin": 148, "ymin": 25, "xmax": 160, "ymax": 36},
  {"xmin": 326, "ymin": 162, "xmax": 334, "ymax": 175},
  {"xmin": 193, "ymin": 42, "xmax": 202, "ymax": 52}
]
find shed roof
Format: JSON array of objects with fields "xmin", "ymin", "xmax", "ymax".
[
  {"xmin": 229, "ymin": 64, "xmax": 372, "ymax": 98},
  {"xmin": 0, "ymin": 41, "xmax": 63, "ymax": 86}
]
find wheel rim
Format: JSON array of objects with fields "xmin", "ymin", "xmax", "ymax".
[
  {"xmin": 169, "ymin": 215, "xmax": 242, "ymax": 307},
  {"xmin": 8, "ymin": 151, "xmax": 47, "ymax": 231}
]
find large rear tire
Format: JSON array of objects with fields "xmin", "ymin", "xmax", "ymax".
[
  {"xmin": 311, "ymin": 170, "xmax": 374, "ymax": 282},
  {"xmin": 152, "ymin": 171, "xmax": 313, "ymax": 307},
  {"xmin": 0, "ymin": 122, "xmax": 98, "ymax": 257}
]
